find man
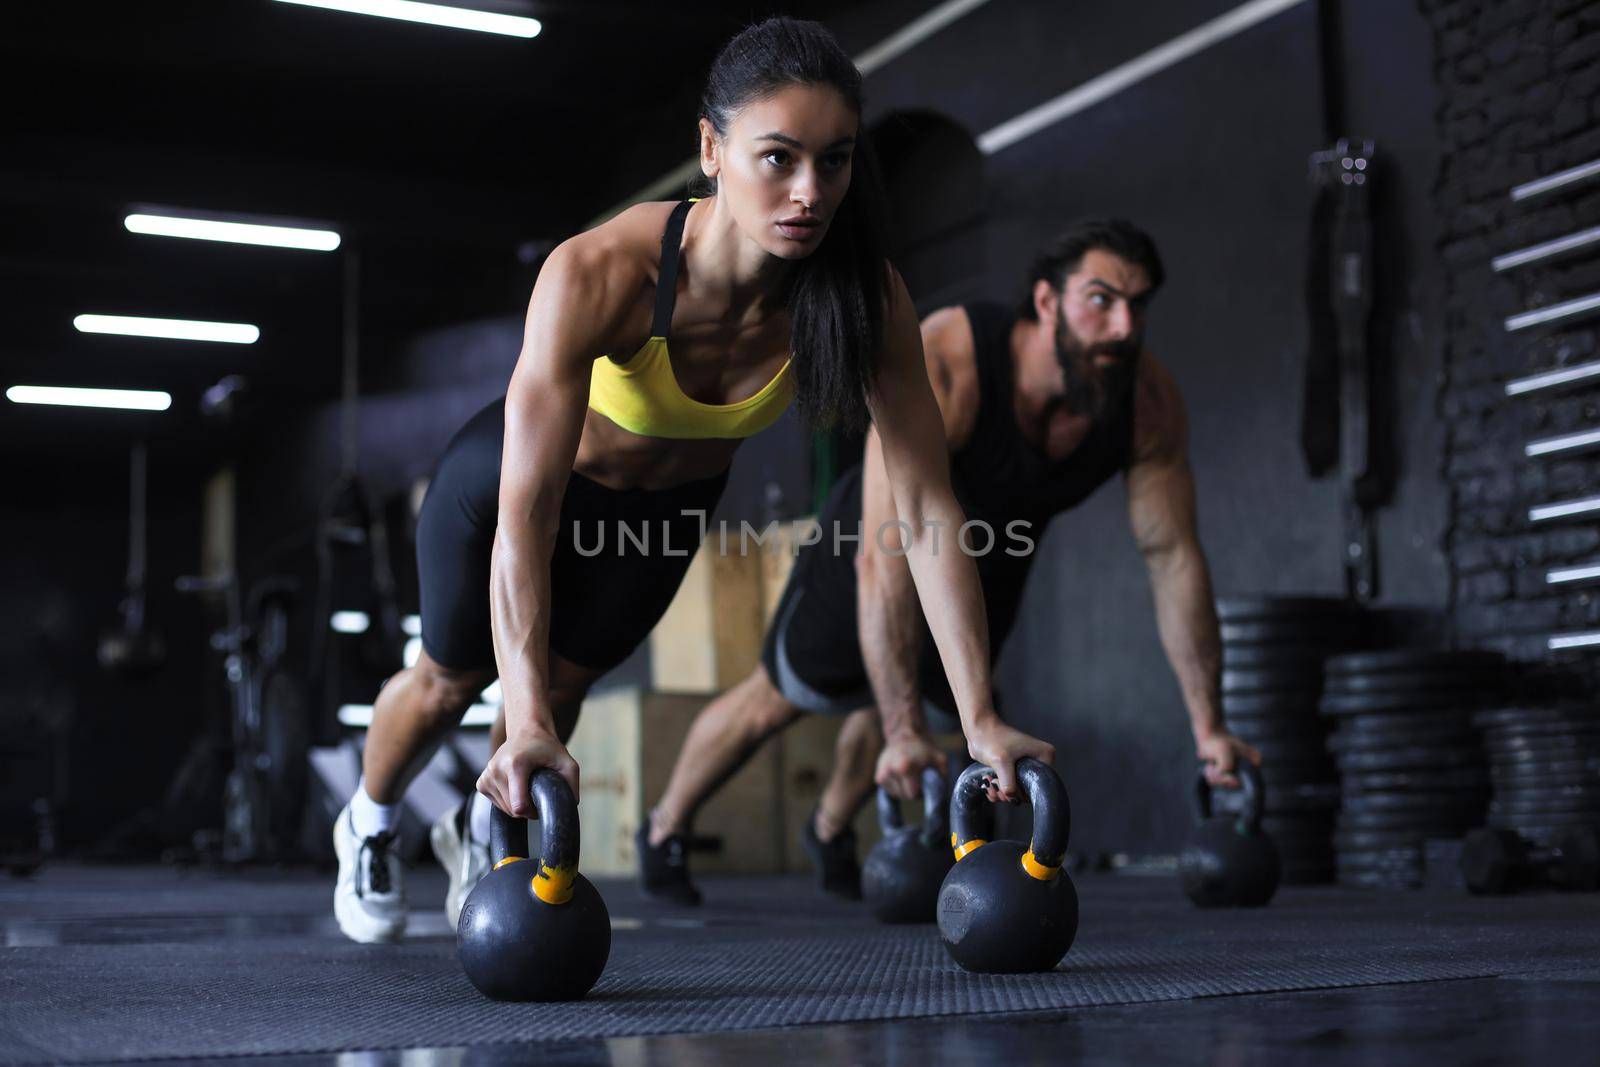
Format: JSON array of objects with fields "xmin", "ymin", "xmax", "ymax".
[{"xmin": 625, "ymin": 218, "xmax": 1259, "ymax": 904}]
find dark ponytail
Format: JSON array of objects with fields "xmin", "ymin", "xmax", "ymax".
[{"xmin": 698, "ymin": 17, "xmax": 890, "ymax": 433}]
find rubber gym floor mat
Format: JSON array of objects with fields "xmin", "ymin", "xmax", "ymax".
[{"xmin": 3, "ymin": 869, "xmax": 1599, "ymax": 1064}]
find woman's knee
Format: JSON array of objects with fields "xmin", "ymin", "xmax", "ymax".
[{"xmin": 412, "ymin": 660, "xmax": 494, "ymax": 726}]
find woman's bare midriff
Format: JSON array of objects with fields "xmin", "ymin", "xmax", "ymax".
[{"xmin": 572, "ymin": 409, "xmax": 747, "ymax": 490}]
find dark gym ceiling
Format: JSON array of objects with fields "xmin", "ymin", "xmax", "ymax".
[{"xmin": 0, "ymin": 0, "xmax": 855, "ymax": 460}]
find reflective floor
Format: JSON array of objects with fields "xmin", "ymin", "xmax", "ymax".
[
  {"xmin": 4, "ymin": 864, "xmax": 1598, "ymax": 1066},
  {"xmin": 187, "ymin": 973, "xmax": 1600, "ymax": 1067}
]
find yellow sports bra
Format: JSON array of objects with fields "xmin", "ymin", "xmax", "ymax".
[{"xmin": 588, "ymin": 200, "xmax": 795, "ymax": 440}]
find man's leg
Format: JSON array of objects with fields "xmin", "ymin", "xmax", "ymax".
[
  {"xmin": 813, "ymin": 707, "xmax": 883, "ymax": 842},
  {"xmin": 800, "ymin": 706, "xmax": 883, "ymax": 900},
  {"xmin": 649, "ymin": 668, "xmax": 804, "ymax": 843},
  {"xmin": 638, "ymin": 668, "xmax": 802, "ymax": 904}
]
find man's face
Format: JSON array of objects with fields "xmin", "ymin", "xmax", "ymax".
[{"xmin": 1051, "ymin": 248, "xmax": 1154, "ymax": 419}]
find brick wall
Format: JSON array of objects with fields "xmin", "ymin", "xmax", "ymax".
[{"xmin": 1424, "ymin": 0, "xmax": 1600, "ymax": 693}]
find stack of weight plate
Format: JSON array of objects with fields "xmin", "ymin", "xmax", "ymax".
[
  {"xmin": 1476, "ymin": 705, "xmax": 1600, "ymax": 846},
  {"xmin": 1214, "ymin": 595, "xmax": 1362, "ymax": 884},
  {"xmin": 1321, "ymin": 649, "xmax": 1505, "ymax": 889}
]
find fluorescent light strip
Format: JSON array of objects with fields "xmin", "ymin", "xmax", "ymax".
[
  {"xmin": 1505, "ymin": 359, "xmax": 1600, "ymax": 396},
  {"xmin": 1548, "ymin": 631, "xmax": 1600, "ymax": 651},
  {"xmin": 1512, "ymin": 158, "xmax": 1600, "ymax": 202},
  {"xmin": 1505, "ymin": 291, "xmax": 1600, "ymax": 332},
  {"xmin": 1548, "ymin": 562, "xmax": 1600, "ymax": 586},
  {"xmin": 1529, "ymin": 495, "xmax": 1600, "ymax": 523},
  {"xmin": 338, "ymin": 703, "xmax": 498, "ymax": 727},
  {"xmin": 1526, "ymin": 427, "xmax": 1600, "ymax": 458},
  {"xmin": 978, "ymin": 0, "xmax": 1308, "ymax": 154},
  {"xmin": 126, "ymin": 213, "xmax": 340, "ymax": 251},
  {"xmin": 6, "ymin": 385, "xmax": 172, "ymax": 411},
  {"xmin": 330, "ymin": 611, "xmax": 371, "ymax": 634},
  {"xmin": 402, "ymin": 614, "xmax": 422, "ymax": 637},
  {"xmin": 274, "ymin": 0, "xmax": 539, "ymax": 37},
  {"xmin": 1492, "ymin": 225, "xmax": 1600, "ymax": 272},
  {"xmin": 74, "ymin": 314, "xmax": 259, "ymax": 344},
  {"xmin": 853, "ymin": 0, "xmax": 993, "ymax": 75}
]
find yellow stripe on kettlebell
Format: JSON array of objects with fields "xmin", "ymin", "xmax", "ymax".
[
  {"xmin": 493, "ymin": 855, "xmax": 526, "ymax": 871},
  {"xmin": 953, "ymin": 838, "xmax": 986, "ymax": 861},
  {"xmin": 1020, "ymin": 848, "xmax": 1060, "ymax": 881},
  {"xmin": 532, "ymin": 864, "xmax": 576, "ymax": 905}
]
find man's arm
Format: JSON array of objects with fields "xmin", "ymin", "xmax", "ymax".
[{"xmin": 1125, "ymin": 359, "xmax": 1257, "ymax": 785}]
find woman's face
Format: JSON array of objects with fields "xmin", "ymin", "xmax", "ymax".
[{"xmin": 700, "ymin": 83, "xmax": 858, "ymax": 261}]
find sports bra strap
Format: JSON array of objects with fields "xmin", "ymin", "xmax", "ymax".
[{"xmin": 651, "ymin": 200, "xmax": 694, "ymax": 339}]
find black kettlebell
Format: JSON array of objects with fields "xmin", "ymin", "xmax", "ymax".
[
  {"xmin": 936, "ymin": 758, "xmax": 1077, "ymax": 973},
  {"xmin": 1178, "ymin": 760, "xmax": 1280, "ymax": 908},
  {"xmin": 457, "ymin": 770, "xmax": 611, "ymax": 1001},
  {"xmin": 861, "ymin": 766, "xmax": 954, "ymax": 924}
]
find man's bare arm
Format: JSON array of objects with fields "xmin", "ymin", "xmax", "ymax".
[{"xmin": 1125, "ymin": 360, "xmax": 1253, "ymax": 783}]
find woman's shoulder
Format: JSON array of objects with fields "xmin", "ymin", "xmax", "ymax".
[
  {"xmin": 537, "ymin": 201, "xmax": 681, "ymax": 316},
  {"xmin": 560, "ymin": 201, "xmax": 680, "ymax": 274}
]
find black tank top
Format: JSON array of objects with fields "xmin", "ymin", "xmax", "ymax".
[
  {"xmin": 952, "ymin": 301, "xmax": 1136, "ymax": 524},
  {"xmin": 945, "ymin": 301, "xmax": 1137, "ymax": 652}
]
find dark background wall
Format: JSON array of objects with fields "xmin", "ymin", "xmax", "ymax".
[
  {"xmin": 4, "ymin": 447, "xmax": 209, "ymax": 850},
  {"xmin": 1422, "ymin": 0, "xmax": 1600, "ymax": 691}
]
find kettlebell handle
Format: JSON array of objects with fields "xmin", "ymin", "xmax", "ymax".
[
  {"xmin": 949, "ymin": 758, "xmax": 1070, "ymax": 880},
  {"xmin": 1192, "ymin": 759, "xmax": 1266, "ymax": 834},
  {"xmin": 487, "ymin": 769, "xmax": 583, "ymax": 906},
  {"xmin": 875, "ymin": 765, "xmax": 949, "ymax": 839}
]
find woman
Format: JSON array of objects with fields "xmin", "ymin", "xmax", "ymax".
[{"xmin": 333, "ymin": 16, "xmax": 1052, "ymax": 944}]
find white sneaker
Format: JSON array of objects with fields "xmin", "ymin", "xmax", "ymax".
[
  {"xmin": 431, "ymin": 801, "xmax": 490, "ymax": 929},
  {"xmin": 333, "ymin": 804, "xmax": 407, "ymax": 943}
]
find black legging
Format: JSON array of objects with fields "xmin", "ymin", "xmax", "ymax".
[{"xmin": 415, "ymin": 398, "xmax": 727, "ymax": 673}]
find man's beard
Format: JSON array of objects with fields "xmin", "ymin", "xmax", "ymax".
[{"xmin": 1053, "ymin": 313, "xmax": 1140, "ymax": 421}]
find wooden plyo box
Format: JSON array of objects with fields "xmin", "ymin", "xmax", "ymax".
[
  {"xmin": 567, "ymin": 686, "xmax": 902, "ymax": 878},
  {"xmin": 648, "ymin": 537, "xmax": 764, "ymax": 693},
  {"xmin": 650, "ymin": 518, "xmax": 820, "ymax": 692},
  {"xmin": 566, "ymin": 686, "xmax": 783, "ymax": 877}
]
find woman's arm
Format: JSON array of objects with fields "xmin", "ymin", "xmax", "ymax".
[
  {"xmin": 866, "ymin": 270, "xmax": 1054, "ymax": 800},
  {"xmin": 477, "ymin": 236, "xmax": 638, "ymax": 817},
  {"xmin": 855, "ymin": 311, "xmax": 974, "ymax": 796}
]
